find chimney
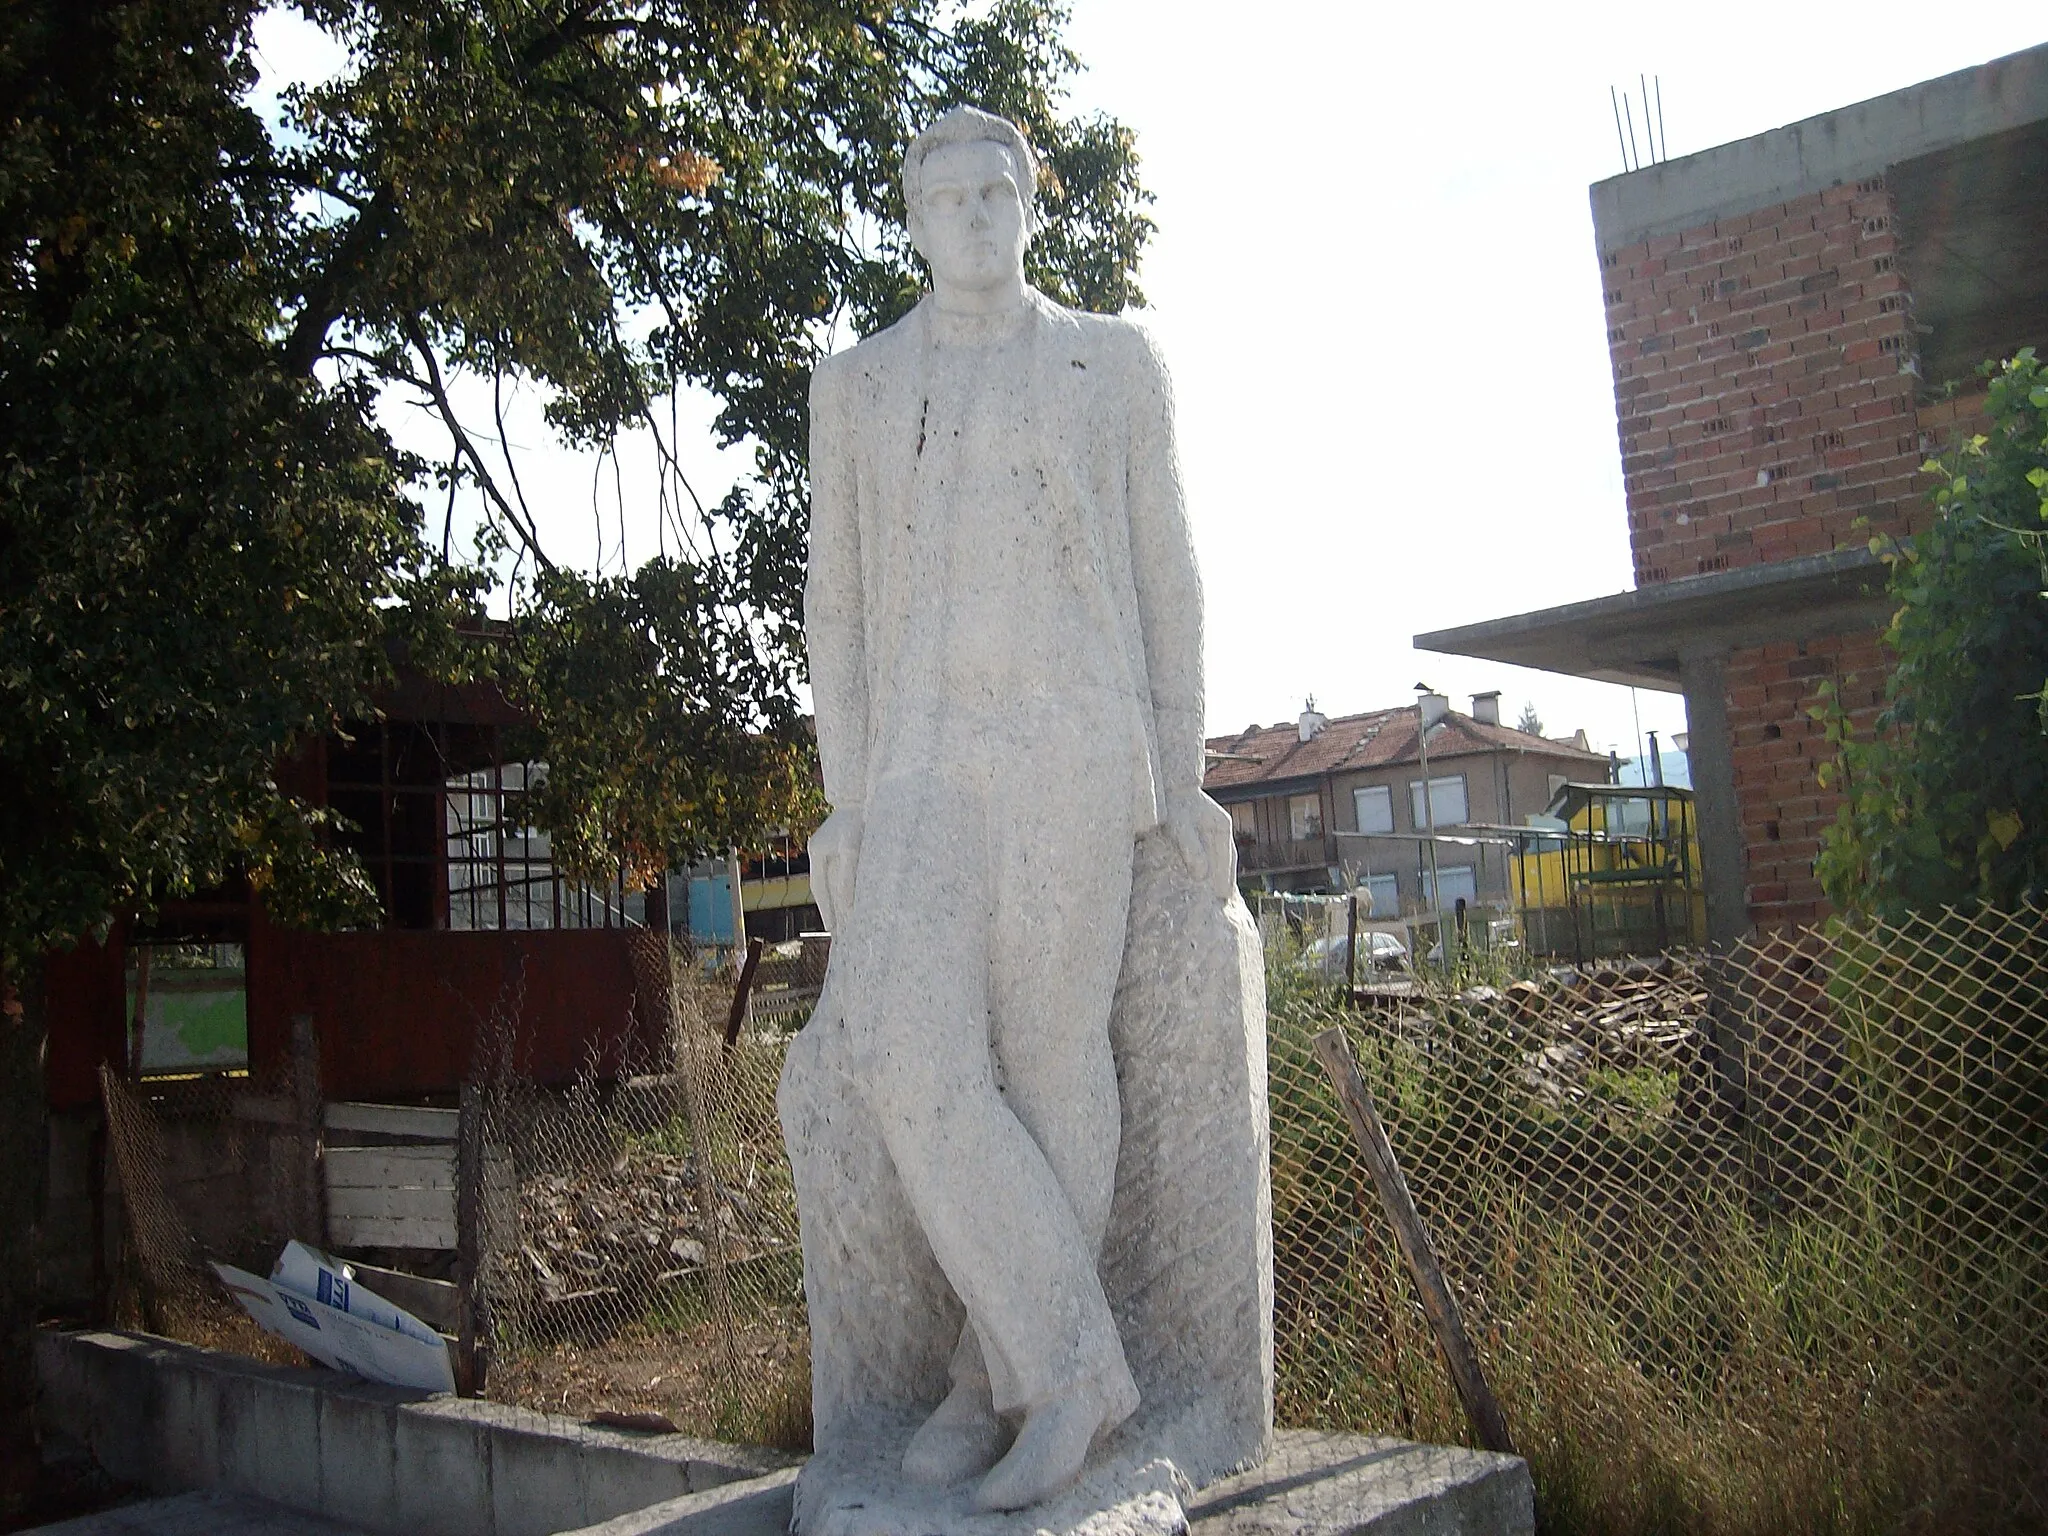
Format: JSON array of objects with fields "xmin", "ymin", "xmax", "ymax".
[
  {"xmin": 1418, "ymin": 692, "xmax": 1449, "ymax": 732},
  {"xmin": 1297, "ymin": 699, "xmax": 1328, "ymax": 743},
  {"xmin": 1470, "ymin": 690, "xmax": 1501, "ymax": 726}
]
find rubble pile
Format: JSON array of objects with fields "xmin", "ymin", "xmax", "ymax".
[
  {"xmin": 1495, "ymin": 962, "xmax": 1713, "ymax": 1112},
  {"xmin": 514, "ymin": 1144, "xmax": 794, "ymax": 1311}
]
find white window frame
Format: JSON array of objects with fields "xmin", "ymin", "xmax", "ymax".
[
  {"xmin": 1423, "ymin": 864, "xmax": 1478, "ymax": 910},
  {"xmin": 1288, "ymin": 793, "xmax": 1323, "ymax": 842},
  {"xmin": 1359, "ymin": 873, "xmax": 1399, "ymax": 917},
  {"xmin": 1409, "ymin": 774, "xmax": 1469, "ymax": 829},
  {"xmin": 1352, "ymin": 784, "xmax": 1394, "ymax": 834}
]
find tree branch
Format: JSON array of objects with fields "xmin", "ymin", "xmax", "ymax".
[
  {"xmin": 402, "ymin": 315, "xmax": 556, "ymax": 575},
  {"xmin": 283, "ymin": 187, "xmax": 400, "ymax": 375},
  {"xmin": 516, "ymin": 1, "xmax": 626, "ymax": 73}
]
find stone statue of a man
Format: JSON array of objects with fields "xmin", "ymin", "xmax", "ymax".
[{"xmin": 789, "ymin": 105, "xmax": 1265, "ymax": 1529}]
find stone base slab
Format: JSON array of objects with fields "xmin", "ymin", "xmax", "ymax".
[
  {"xmin": 1185, "ymin": 1431, "xmax": 1531, "ymax": 1535},
  {"xmin": 566, "ymin": 1430, "xmax": 1533, "ymax": 1536},
  {"xmin": 25, "ymin": 1489, "xmax": 375, "ymax": 1535}
]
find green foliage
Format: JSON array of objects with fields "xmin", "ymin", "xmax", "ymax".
[
  {"xmin": 504, "ymin": 560, "xmax": 822, "ymax": 888},
  {"xmin": 1, "ymin": 0, "xmax": 1151, "ymax": 960},
  {"xmin": 1, "ymin": 0, "xmax": 454, "ymax": 955},
  {"xmin": 1815, "ymin": 351, "xmax": 2048, "ymax": 916}
]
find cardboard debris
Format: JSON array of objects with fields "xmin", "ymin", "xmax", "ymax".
[{"xmin": 213, "ymin": 1240, "xmax": 455, "ymax": 1393}]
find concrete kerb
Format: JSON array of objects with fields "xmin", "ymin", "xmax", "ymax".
[
  {"xmin": 555, "ymin": 1468, "xmax": 802, "ymax": 1536},
  {"xmin": 33, "ymin": 1330, "xmax": 794, "ymax": 1536}
]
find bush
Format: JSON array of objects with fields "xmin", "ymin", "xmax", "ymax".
[{"xmin": 1817, "ymin": 351, "xmax": 2048, "ymax": 915}]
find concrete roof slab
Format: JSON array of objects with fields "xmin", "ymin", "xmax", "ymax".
[
  {"xmin": 1593, "ymin": 42, "xmax": 2048, "ymax": 250},
  {"xmin": 1413, "ymin": 548, "xmax": 1892, "ymax": 690}
]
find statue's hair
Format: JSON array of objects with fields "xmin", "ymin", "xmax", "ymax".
[{"xmin": 902, "ymin": 106, "xmax": 1041, "ymax": 233}]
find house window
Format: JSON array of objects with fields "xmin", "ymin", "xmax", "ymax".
[
  {"xmin": 1547, "ymin": 773, "xmax": 1570, "ymax": 801},
  {"xmin": 1352, "ymin": 784, "xmax": 1394, "ymax": 834},
  {"xmin": 1408, "ymin": 775, "xmax": 1469, "ymax": 828},
  {"xmin": 444, "ymin": 761, "xmax": 634, "ymax": 931},
  {"xmin": 1359, "ymin": 873, "xmax": 1400, "ymax": 917},
  {"xmin": 1289, "ymin": 793, "xmax": 1323, "ymax": 841},
  {"xmin": 124, "ymin": 942, "xmax": 248, "ymax": 1076},
  {"xmin": 1423, "ymin": 865, "xmax": 1478, "ymax": 910},
  {"xmin": 1228, "ymin": 801, "xmax": 1258, "ymax": 841}
]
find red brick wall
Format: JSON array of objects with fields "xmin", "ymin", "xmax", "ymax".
[
  {"xmin": 1916, "ymin": 389, "xmax": 1995, "ymax": 454},
  {"xmin": 1723, "ymin": 628, "xmax": 1889, "ymax": 932},
  {"xmin": 1602, "ymin": 177, "xmax": 1922, "ymax": 584}
]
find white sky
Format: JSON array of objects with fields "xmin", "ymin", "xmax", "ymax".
[{"xmin": 254, "ymin": 2, "xmax": 2048, "ymax": 760}]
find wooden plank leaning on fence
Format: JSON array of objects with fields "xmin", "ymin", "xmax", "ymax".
[
  {"xmin": 724, "ymin": 935, "xmax": 767, "ymax": 1051},
  {"xmin": 455, "ymin": 1080, "xmax": 488, "ymax": 1397},
  {"xmin": 1311, "ymin": 1026, "xmax": 1517, "ymax": 1456}
]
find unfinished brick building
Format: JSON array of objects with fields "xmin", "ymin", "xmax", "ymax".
[{"xmin": 1422, "ymin": 43, "xmax": 2048, "ymax": 941}]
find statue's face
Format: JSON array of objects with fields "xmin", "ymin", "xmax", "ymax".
[{"xmin": 908, "ymin": 138, "xmax": 1030, "ymax": 296}]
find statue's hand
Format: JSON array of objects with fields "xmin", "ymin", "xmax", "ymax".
[
  {"xmin": 1166, "ymin": 787, "xmax": 1237, "ymax": 902},
  {"xmin": 809, "ymin": 808, "xmax": 863, "ymax": 933}
]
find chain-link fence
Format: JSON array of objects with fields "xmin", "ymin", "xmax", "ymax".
[
  {"xmin": 96, "ymin": 906, "xmax": 2047, "ymax": 1532},
  {"xmin": 1267, "ymin": 903, "xmax": 2048, "ymax": 1535},
  {"xmin": 98, "ymin": 1060, "xmax": 312, "ymax": 1367},
  {"xmin": 474, "ymin": 935, "xmax": 810, "ymax": 1447}
]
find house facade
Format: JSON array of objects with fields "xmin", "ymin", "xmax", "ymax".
[
  {"xmin": 1204, "ymin": 692, "xmax": 1610, "ymax": 919},
  {"xmin": 42, "ymin": 677, "xmax": 668, "ymax": 1114},
  {"xmin": 1419, "ymin": 44, "xmax": 2048, "ymax": 941}
]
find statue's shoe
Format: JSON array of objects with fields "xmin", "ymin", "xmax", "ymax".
[
  {"xmin": 902, "ymin": 1383, "xmax": 1006, "ymax": 1486},
  {"xmin": 971, "ymin": 1382, "xmax": 1108, "ymax": 1512}
]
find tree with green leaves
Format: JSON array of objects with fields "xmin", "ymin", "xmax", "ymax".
[
  {"xmin": 4, "ymin": 0, "xmax": 1151, "ymax": 955},
  {"xmin": 0, "ymin": 2, "xmax": 1149, "ymax": 1502},
  {"xmin": 1815, "ymin": 350, "xmax": 2048, "ymax": 916},
  {"xmin": 1515, "ymin": 701, "xmax": 1544, "ymax": 737}
]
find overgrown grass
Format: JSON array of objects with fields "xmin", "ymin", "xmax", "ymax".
[{"xmin": 1266, "ymin": 961, "xmax": 2048, "ymax": 1536}]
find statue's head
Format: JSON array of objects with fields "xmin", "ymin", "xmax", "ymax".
[{"xmin": 903, "ymin": 106, "xmax": 1038, "ymax": 299}]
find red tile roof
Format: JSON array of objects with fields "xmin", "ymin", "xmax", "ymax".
[{"xmin": 1203, "ymin": 707, "xmax": 1609, "ymax": 793}]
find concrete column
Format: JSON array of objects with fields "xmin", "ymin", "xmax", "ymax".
[{"xmin": 1679, "ymin": 649, "xmax": 1748, "ymax": 946}]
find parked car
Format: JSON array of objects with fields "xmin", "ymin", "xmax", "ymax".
[{"xmin": 1303, "ymin": 931, "xmax": 1409, "ymax": 978}]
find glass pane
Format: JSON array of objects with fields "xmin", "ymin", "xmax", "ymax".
[
  {"xmin": 1425, "ymin": 865, "xmax": 1478, "ymax": 908},
  {"xmin": 1289, "ymin": 795, "xmax": 1322, "ymax": 841},
  {"xmin": 125, "ymin": 943, "xmax": 248, "ymax": 1075},
  {"xmin": 1434, "ymin": 777, "xmax": 1469, "ymax": 826},
  {"xmin": 1410, "ymin": 776, "xmax": 1468, "ymax": 827},
  {"xmin": 1353, "ymin": 785, "xmax": 1394, "ymax": 834}
]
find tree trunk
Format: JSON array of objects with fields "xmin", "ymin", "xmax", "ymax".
[{"xmin": 0, "ymin": 954, "xmax": 50, "ymax": 1522}]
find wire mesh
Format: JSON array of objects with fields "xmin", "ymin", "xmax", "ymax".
[
  {"xmin": 1267, "ymin": 903, "xmax": 2048, "ymax": 1532},
  {"xmin": 98, "ymin": 1065, "xmax": 305, "ymax": 1365},
  {"xmin": 475, "ymin": 935, "xmax": 809, "ymax": 1447}
]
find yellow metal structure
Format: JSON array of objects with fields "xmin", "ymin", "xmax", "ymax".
[{"xmin": 1511, "ymin": 783, "xmax": 1705, "ymax": 959}]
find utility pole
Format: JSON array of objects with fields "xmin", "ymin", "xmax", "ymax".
[{"xmin": 1414, "ymin": 684, "xmax": 1452, "ymax": 971}]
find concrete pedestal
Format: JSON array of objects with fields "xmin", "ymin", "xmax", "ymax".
[{"xmin": 565, "ymin": 1431, "xmax": 1533, "ymax": 1536}]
